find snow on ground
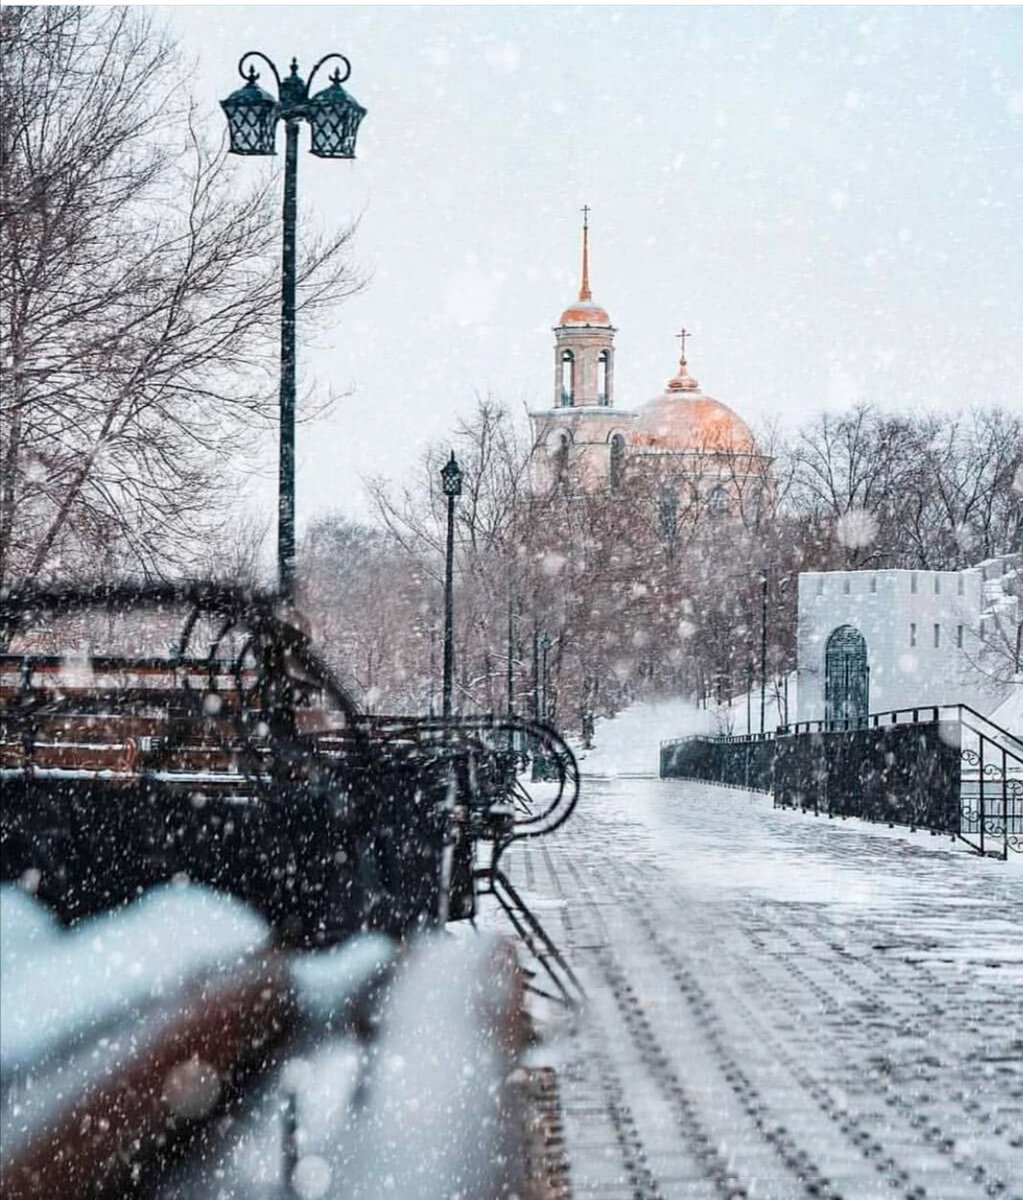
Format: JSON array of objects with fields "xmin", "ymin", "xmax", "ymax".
[
  {"xmin": 577, "ymin": 697, "xmax": 715, "ymax": 775},
  {"xmin": 508, "ymin": 715, "xmax": 1023, "ymax": 1199},
  {"xmin": 989, "ymin": 682, "xmax": 1023, "ymax": 738},
  {"xmin": 713, "ymin": 672, "xmax": 798, "ymax": 737},
  {"xmin": 577, "ymin": 684, "xmax": 796, "ymax": 779}
]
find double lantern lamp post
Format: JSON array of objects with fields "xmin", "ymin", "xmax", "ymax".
[{"xmin": 221, "ymin": 52, "xmax": 366, "ymax": 600}]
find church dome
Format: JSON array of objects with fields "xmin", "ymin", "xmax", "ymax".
[
  {"xmin": 634, "ymin": 354, "xmax": 756, "ymax": 454},
  {"xmin": 558, "ymin": 300, "xmax": 612, "ymax": 327}
]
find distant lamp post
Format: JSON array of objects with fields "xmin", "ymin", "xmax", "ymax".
[
  {"xmin": 539, "ymin": 632, "xmax": 552, "ymax": 723},
  {"xmin": 760, "ymin": 571, "xmax": 769, "ymax": 735},
  {"xmin": 221, "ymin": 52, "xmax": 366, "ymax": 599},
  {"xmin": 532, "ymin": 630, "xmax": 554, "ymax": 781},
  {"xmin": 440, "ymin": 451, "xmax": 463, "ymax": 720}
]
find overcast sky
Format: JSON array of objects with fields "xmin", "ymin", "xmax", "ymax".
[{"xmin": 159, "ymin": 4, "xmax": 1023, "ymax": 529}]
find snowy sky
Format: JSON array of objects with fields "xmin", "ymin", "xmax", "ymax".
[{"xmin": 157, "ymin": 4, "xmax": 1023, "ymax": 528}]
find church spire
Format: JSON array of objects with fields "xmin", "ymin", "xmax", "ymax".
[{"xmin": 579, "ymin": 204, "xmax": 592, "ymax": 301}]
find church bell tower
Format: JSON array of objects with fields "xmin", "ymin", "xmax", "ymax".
[{"xmin": 531, "ymin": 208, "xmax": 636, "ymax": 489}]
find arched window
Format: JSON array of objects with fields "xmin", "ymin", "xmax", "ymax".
[
  {"xmin": 708, "ymin": 485, "xmax": 729, "ymax": 516},
  {"xmin": 597, "ymin": 349, "xmax": 610, "ymax": 406},
  {"xmin": 548, "ymin": 429, "xmax": 570, "ymax": 485},
  {"xmin": 560, "ymin": 350, "xmax": 574, "ymax": 406},
  {"xmin": 824, "ymin": 625, "xmax": 869, "ymax": 726},
  {"xmin": 609, "ymin": 433, "xmax": 626, "ymax": 490}
]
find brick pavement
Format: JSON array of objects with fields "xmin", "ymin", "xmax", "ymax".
[{"xmin": 510, "ymin": 775, "xmax": 1023, "ymax": 1200}]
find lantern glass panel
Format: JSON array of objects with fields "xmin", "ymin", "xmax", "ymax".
[
  {"xmin": 441, "ymin": 459, "xmax": 463, "ymax": 497},
  {"xmin": 309, "ymin": 85, "xmax": 366, "ymax": 159},
  {"xmin": 221, "ymin": 83, "xmax": 278, "ymax": 155}
]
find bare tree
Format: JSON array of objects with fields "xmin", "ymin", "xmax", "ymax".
[{"xmin": 0, "ymin": 7, "xmax": 362, "ymax": 586}]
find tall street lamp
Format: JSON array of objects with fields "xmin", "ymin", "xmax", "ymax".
[
  {"xmin": 221, "ymin": 52, "xmax": 366, "ymax": 599},
  {"xmin": 440, "ymin": 451, "xmax": 463, "ymax": 720}
]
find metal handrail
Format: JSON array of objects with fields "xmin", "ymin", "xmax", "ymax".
[{"xmin": 661, "ymin": 700, "xmax": 1023, "ymax": 764}]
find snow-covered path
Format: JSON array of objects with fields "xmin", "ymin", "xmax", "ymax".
[{"xmin": 507, "ymin": 711, "xmax": 1023, "ymax": 1200}]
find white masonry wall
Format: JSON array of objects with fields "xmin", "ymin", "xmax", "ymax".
[{"xmin": 795, "ymin": 566, "xmax": 1007, "ymax": 723}]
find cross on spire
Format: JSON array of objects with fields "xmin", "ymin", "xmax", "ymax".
[
  {"xmin": 676, "ymin": 326, "xmax": 692, "ymax": 363},
  {"xmin": 579, "ymin": 205, "xmax": 592, "ymax": 301}
]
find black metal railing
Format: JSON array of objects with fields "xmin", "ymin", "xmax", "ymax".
[{"xmin": 659, "ymin": 700, "xmax": 1023, "ymax": 859}]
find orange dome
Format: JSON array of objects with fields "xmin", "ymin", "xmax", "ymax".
[
  {"xmin": 558, "ymin": 300, "xmax": 612, "ymax": 327},
  {"xmin": 635, "ymin": 391, "xmax": 756, "ymax": 454}
]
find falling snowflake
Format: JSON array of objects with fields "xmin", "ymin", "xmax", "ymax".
[{"xmin": 835, "ymin": 509, "xmax": 878, "ymax": 549}]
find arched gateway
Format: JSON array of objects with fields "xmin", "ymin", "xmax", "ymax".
[{"xmin": 824, "ymin": 625, "xmax": 869, "ymax": 726}]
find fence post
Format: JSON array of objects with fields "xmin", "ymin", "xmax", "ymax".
[
  {"xmin": 1003, "ymin": 747, "xmax": 1009, "ymax": 861},
  {"xmin": 979, "ymin": 736, "xmax": 985, "ymax": 857}
]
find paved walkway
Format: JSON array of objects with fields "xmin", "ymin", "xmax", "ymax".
[{"xmin": 509, "ymin": 775, "xmax": 1023, "ymax": 1200}]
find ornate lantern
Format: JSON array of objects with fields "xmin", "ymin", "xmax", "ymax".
[
  {"xmin": 309, "ymin": 68, "xmax": 367, "ymax": 158},
  {"xmin": 441, "ymin": 451, "xmax": 464, "ymax": 498},
  {"xmin": 220, "ymin": 66, "xmax": 278, "ymax": 156}
]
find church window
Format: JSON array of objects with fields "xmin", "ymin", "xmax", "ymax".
[
  {"xmin": 957, "ymin": 624, "xmax": 964, "ymax": 648},
  {"xmin": 551, "ymin": 431, "xmax": 570, "ymax": 485},
  {"xmin": 843, "ymin": 577, "xmax": 850, "ymax": 595},
  {"xmin": 870, "ymin": 575, "xmax": 877, "ymax": 593},
  {"xmin": 597, "ymin": 350, "xmax": 610, "ymax": 406},
  {"xmin": 911, "ymin": 572, "xmax": 918, "ymax": 594},
  {"xmin": 957, "ymin": 575, "xmax": 965, "ymax": 596},
  {"xmin": 910, "ymin": 622, "xmax": 917, "ymax": 647},
  {"xmin": 934, "ymin": 576, "xmax": 941, "ymax": 595},
  {"xmin": 933, "ymin": 623, "xmax": 941, "ymax": 648},
  {"xmin": 610, "ymin": 433, "xmax": 626, "ymax": 490},
  {"xmin": 708, "ymin": 485, "xmax": 729, "ymax": 515},
  {"xmin": 560, "ymin": 350, "xmax": 574, "ymax": 406}
]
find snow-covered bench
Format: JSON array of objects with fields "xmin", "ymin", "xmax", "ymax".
[
  {"xmin": 1, "ymin": 883, "xmax": 528, "ymax": 1200},
  {"xmin": 0, "ymin": 884, "xmax": 293, "ymax": 1200}
]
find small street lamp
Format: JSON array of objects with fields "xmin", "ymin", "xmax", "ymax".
[
  {"xmin": 221, "ymin": 52, "xmax": 366, "ymax": 599},
  {"xmin": 440, "ymin": 450, "xmax": 463, "ymax": 720}
]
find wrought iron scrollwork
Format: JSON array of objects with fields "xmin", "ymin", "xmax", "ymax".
[{"xmin": 959, "ymin": 745, "xmax": 1023, "ymax": 857}]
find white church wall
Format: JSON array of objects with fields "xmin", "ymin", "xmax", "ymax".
[{"xmin": 795, "ymin": 567, "xmax": 1004, "ymax": 723}]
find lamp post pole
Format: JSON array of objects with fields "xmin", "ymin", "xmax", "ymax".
[
  {"xmin": 506, "ymin": 587, "xmax": 515, "ymax": 753},
  {"xmin": 760, "ymin": 571, "xmax": 768, "ymax": 735},
  {"xmin": 506, "ymin": 589, "xmax": 515, "ymax": 714},
  {"xmin": 540, "ymin": 632, "xmax": 552, "ymax": 724},
  {"xmin": 532, "ymin": 627, "xmax": 540, "ymax": 723},
  {"xmin": 440, "ymin": 451, "xmax": 463, "ymax": 721},
  {"xmin": 221, "ymin": 52, "xmax": 365, "ymax": 600},
  {"xmin": 278, "ymin": 118, "xmax": 299, "ymax": 597}
]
